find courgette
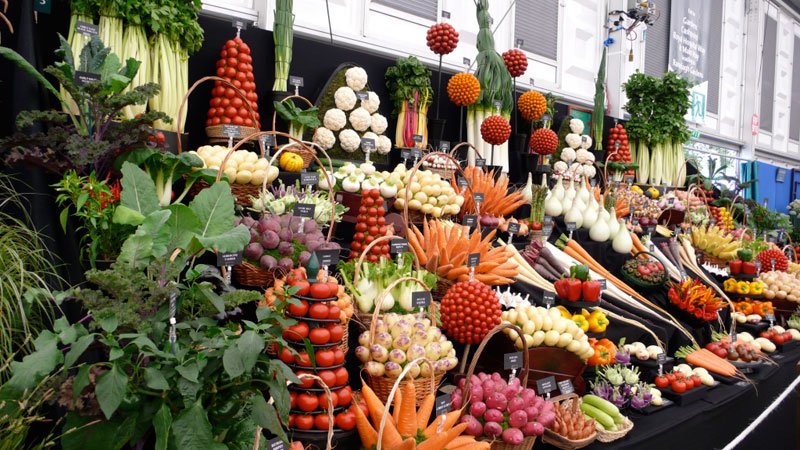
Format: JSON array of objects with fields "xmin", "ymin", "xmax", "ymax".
[{"xmin": 580, "ymin": 402, "xmax": 617, "ymax": 431}]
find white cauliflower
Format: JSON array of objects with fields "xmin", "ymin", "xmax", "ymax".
[
  {"xmin": 339, "ymin": 129, "xmax": 361, "ymax": 153},
  {"xmin": 569, "ymin": 118, "xmax": 585, "ymax": 134},
  {"xmin": 583, "ymin": 164, "xmax": 597, "ymax": 179},
  {"xmin": 565, "ymin": 133, "xmax": 582, "ymax": 149},
  {"xmin": 585, "ymin": 151, "xmax": 595, "ymax": 163},
  {"xmin": 569, "ymin": 162, "xmax": 584, "ymax": 177},
  {"xmin": 575, "ymin": 149, "xmax": 591, "ymax": 164},
  {"xmin": 313, "ymin": 127, "xmax": 336, "ymax": 150},
  {"xmin": 580, "ymin": 135, "xmax": 593, "ymax": 150},
  {"xmin": 362, "ymin": 91, "xmax": 380, "ymax": 114},
  {"xmin": 362, "ymin": 131, "xmax": 379, "ymax": 153},
  {"xmin": 376, "ymin": 135, "xmax": 392, "ymax": 155},
  {"xmin": 553, "ymin": 161, "xmax": 568, "ymax": 175},
  {"xmin": 323, "ymin": 108, "xmax": 347, "ymax": 131},
  {"xmin": 345, "ymin": 66, "xmax": 368, "ymax": 91},
  {"xmin": 334, "ymin": 86, "xmax": 357, "ymax": 111},
  {"xmin": 349, "ymin": 107, "xmax": 372, "ymax": 132},
  {"xmin": 370, "ymin": 113, "xmax": 388, "ymax": 134},
  {"xmin": 560, "ymin": 147, "xmax": 577, "ymax": 162}
]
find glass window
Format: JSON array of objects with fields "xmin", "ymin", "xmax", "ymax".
[{"xmin": 514, "ymin": 0, "xmax": 559, "ymax": 60}]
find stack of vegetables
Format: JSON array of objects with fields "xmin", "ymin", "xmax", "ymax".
[
  {"xmin": 207, "ymin": 36, "xmax": 260, "ymax": 129},
  {"xmin": 501, "ymin": 305, "xmax": 595, "ymax": 359},
  {"xmin": 385, "ymin": 56, "xmax": 433, "ymax": 148},
  {"xmin": 757, "ymin": 270, "xmax": 800, "ymax": 302},
  {"xmin": 249, "ymin": 182, "xmax": 346, "ymax": 225},
  {"xmin": 394, "ymin": 164, "xmax": 464, "ymax": 218},
  {"xmin": 605, "ymin": 123, "xmax": 634, "ymax": 178},
  {"xmin": 546, "ymin": 397, "xmax": 596, "ymax": 442},
  {"xmin": 191, "ymin": 145, "xmax": 278, "ymax": 186},
  {"xmin": 453, "ymin": 166, "xmax": 526, "ymax": 226},
  {"xmin": 349, "ymin": 189, "xmax": 392, "ymax": 262},
  {"xmin": 690, "ymin": 224, "xmax": 742, "ymax": 262},
  {"xmin": 590, "ymin": 362, "xmax": 654, "ymax": 411},
  {"xmin": 552, "ymin": 119, "xmax": 597, "ymax": 180},
  {"xmin": 440, "ymin": 280, "xmax": 502, "ymax": 344},
  {"xmin": 407, "ymin": 220, "xmax": 518, "ymax": 285}
]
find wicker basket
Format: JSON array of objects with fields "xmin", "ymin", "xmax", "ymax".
[
  {"xmin": 433, "ymin": 278, "xmax": 454, "ymax": 302},
  {"xmin": 595, "ymin": 417, "xmax": 634, "ymax": 443},
  {"xmin": 460, "ymin": 323, "xmax": 534, "ymax": 450},
  {"xmin": 541, "ymin": 394, "xmax": 597, "ymax": 450},
  {"xmin": 402, "ymin": 151, "xmax": 475, "ymax": 228},
  {"xmin": 272, "ymin": 95, "xmax": 318, "ymax": 169},
  {"xmin": 206, "ymin": 125, "xmax": 259, "ymax": 141},
  {"xmin": 232, "ymin": 261, "xmax": 284, "ymax": 288},
  {"xmin": 364, "ymin": 277, "xmax": 440, "ymax": 406}
]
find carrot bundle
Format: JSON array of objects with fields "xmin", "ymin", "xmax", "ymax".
[
  {"xmin": 407, "ymin": 219, "xmax": 518, "ymax": 285},
  {"xmin": 451, "ymin": 166, "xmax": 526, "ymax": 218},
  {"xmin": 676, "ymin": 346, "xmax": 746, "ymax": 380}
]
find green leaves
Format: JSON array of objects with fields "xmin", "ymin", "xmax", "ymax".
[
  {"xmin": 273, "ymin": 100, "xmax": 320, "ymax": 129},
  {"xmin": 96, "ymin": 363, "xmax": 129, "ymax": 419},
  {"xmin": 250, "ymin": 395, "xmax": 288, "ymax": 443},
  {"xmin": 153, "ymin": 403, "xmax": 173, "ymax": 450},
  {"xmin": 119, "ymin": 162, "xmax": 160, "ymax": 218},
  {"xmin": 622, "ymin": 71, "xmax": 692, "ymax": 146},
  {"xmin": 189, "ymin": 181, "xmax": 250, "ymax": 253},
  {"xmin": 65, "ymin": 334, "xmax": 96, "ymax": 368},
  {"xmin": 171, "ymin": 401, "xmax": 227, "ymax": 450},
  {"xmin": 222, "ymin": 330, "xmax": 265, "ymax": 378}
]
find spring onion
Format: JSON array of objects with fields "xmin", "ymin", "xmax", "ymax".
[{"xmin": 272, "ymin": 0, "xmax": 294, "ymax": 92}]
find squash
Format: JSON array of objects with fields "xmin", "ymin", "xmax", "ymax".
[{"xmin": 279, "ymin": 152, "xmax": 304, "ymax": 172}]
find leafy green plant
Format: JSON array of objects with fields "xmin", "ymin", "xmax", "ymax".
[
  {"xmin": 0, "ymin": 35, "xmax": 168, "ymax": 176},
  {"xmin": 273, "ymin": 100, "xmax": 320, "ymax": 140},
  {"xmin": 622, "ymin": 71, "xmax": 692, "ymax": 146}
]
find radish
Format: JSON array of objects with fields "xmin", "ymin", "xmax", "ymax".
[
  {"xmin": 502, "ymin": 428, "xmax": 524, "ymax": 444},
  {"xmin": 484, "ymin": 408, "xmax": 504, "ymax": 423},
  {"xmin": 470, "ymin": 401, "xmax": 487, "ymax": 418},
  {"xmin": 508, "ymin": 410, "xmax": 528, "ymax": 428}
]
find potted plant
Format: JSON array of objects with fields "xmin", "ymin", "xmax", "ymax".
[{"xmin": 385, "ymin": 56, "xmax": 433, "ymax": 149}]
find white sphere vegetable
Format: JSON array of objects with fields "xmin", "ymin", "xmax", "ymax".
[
  {"xmin": 323, "ymin": 108, "xmax": 347, "ymax": 131},
  {"xmin": 362, "ymin": 91, "xmax": 381, "ymax": 114},
  {"xmin": 334, "ymin": 86, "xmax": 357, "ymax": 111},
  {"xmin": 313, "ymin": 127, "xmax": 336, "ymax": 150},
  {"xmin": 339, "ymin": 129, "xmax": 361, "ymax": 152},
  {"xmin": 345, "ymin": 66, "xmax": 368, "ymax": 91},
  {"xmin": 349, "ymin": 107, "xmax": 372, "ymax": 132},
  {"xmin": 371, "ymin": 113, "xmax": 388, "ymax": 134},
  {"xmin": 376, "ymin": 135, "xmax": 392, "ymax": 155}
]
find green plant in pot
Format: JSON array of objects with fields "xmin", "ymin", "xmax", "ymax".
[
  {"xmin": 0, "ymin": 167, "xmax": 302, "ymax": 447},
  {"xmin": 0, "ymin": 35, "xmax": 169, "ymax": 177}
]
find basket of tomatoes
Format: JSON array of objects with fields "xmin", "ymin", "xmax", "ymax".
[{"xmin": 287, "ymin": 373, "xmax": 357, "ymax": 449}]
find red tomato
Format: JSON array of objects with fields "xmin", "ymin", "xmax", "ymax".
[
  {"xmin": 290, "ymin": 392, "xmax": 297, "ymax": 409},
  {"xmin": 216, "ymin": 67, "xmax": 226, "ymax": 77},
  {"xmin": 671, "ymin": 379, "xmax": 686, "ymax": 393},
  {"xmin": 226, "ymin": 39, "xmax": 237, "ymax": 48},
  {"xmin": 288, "ymin": 299, "xmax": 309, "ymax": 316},
  {"xmin": 334, "ymin": 367, "xmax": 349, "ymax": 386},
  {"xmin": 295, "ymin": 415, "xmax": 313, "ymax": 430},
  {"xmin": 287, "ymin": 414, "xmax": 295, "ymax": 428},
  {"xmin": 318, "ymin": 370, "xmax": 337, "ymax": 388},
  {"xmin": 370, "ymin": 190, "xmax": 381, "ymax": 199},
  {"xmin": 332, "ymin": 348, "xmax": 345, "ymax": 365},
  {"xmin": 683, "ymin": 377, "xmax": 694, "ymax": 389},
  {"xmin": 236, "ymin": 71, "xmax": 247, "ymax": 82},
  {"xmin": 232, "ymin": 116, "xmax": 244, "ymax": 125},
  {"xmin": 337, "ymin": 386, "xmax": 352, "ymax": 406},
  {"xmin": 224, "ymin": 88, "xmax": 236, "ymax": 99},
  {"xmin": 227, "ymin": 57, "xmax": 238, "ymax": 67},
  {"xmin": 314, "ymin": 414, "xmax": 330, "ymax": 430},
  {"xmin": 232, "ymin": 80, "xmax": 242, "ymax": 89},
  {"xmin": 220, "ymin": 97, "xmax": 231, "ymax": 107},
  {"xmin": 296, "ymin": 370, "xmax": 314, "ymax": 388},
  {"xmin": 211, "ymin": 117, "xmax": 221, "ymax": 125},
  {"xmin": 319, "ymin": 391, "xmax": 338, "ymax": 410},
  {"xmin": 335, "ymin": 411, "xmax": 356, "ymax": 430},
  {"xmin": 309, "ymin": 303, "xmax": 330, "ymax": 319},
  {"xmin": 244, "ymin": 118, "xmax": 254, "ymax": 127},
  {"xmin": 316, "ymin": 350, "xmax": 335, "ymax": 367},
  {"xmin": 225, "ymin": 106, "xmax": 237, "ymax": 117},
  {"xmin": 221, "ymin": 116, "xmax": 232, "ymax": 124},
  {"xmin": 327, "ymin": 305, "xmax": 341, "ymax": 320},
  {"xmin": 295, "ymin": 351, "xmax": 312, "ymax": 367},
  {"xmin": 224, "ymin": 66, "xmax": 236, "ymax": 78},
  {"xmin": 690, "ymin": 375, "xmax": 702, "ymax": 388},
  {"xmin": 654, "ymin": 375, "xmax": 669, "ymax": 388},
  {"xmin": 279, "ymin": 346, "xmax": 295, "ymax": 364},
  {"xmin": 310, "ymin": 284, "xmax": 332, "ymax": 300},
  {"xmin": 297, "ymin": 393, "xmax": 319, "ymax": 412},
  {"xmin": 231, "ymin": 97, "xmax": 243, "ymax": 108},
  {"xmin": 666, "ymin": 373, "xmax": 676, "ymax": 383},
  {"xmin": 238, "ymin": 108, "xmax": 249, "ymax": 119},
  {"xmin": 283, "ymin": 322, "xmax": 309, "ymax": 341},
  {"xmin": 309, "ymin": 327, "xmax": 331, "ymax": 345}
]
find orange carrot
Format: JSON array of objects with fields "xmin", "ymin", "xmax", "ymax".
[
  {"xmin": 392, "ymin": 386, "xmax": 403, "ymax": 426},
  {"xmin": 394, "ymin": 437, "xmax": 417, "ymax": 450},
  {"xmin": 361, "ymin": 383, "xmax": 386, "ymax": 421},
  {"xmin": 353, "ymin": 401, "xmax": 378, "ymax": 449},
  {"xmin": 418, "ymin": 422, "xmax": 468, "ymax": 450},
  {"xmin": 450, "ymin": 442, "xmax": 491, "ymax": 450},
  {"xmin": 397, "ymin": 382, "xmax": 417, "ymax": 437},
  {"xmin": 415, "ymin": 393, "xmax": 435, "ymax": 431},
  {"xmin": 422, "ymin": 410, "xmax": 461, "ymax": 437}
]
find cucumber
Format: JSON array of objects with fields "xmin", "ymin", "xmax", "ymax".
[
  {"xmin": 580, "ymin": 403, "xmax": 617, "ymax": 431},
  {"xmin": 583, "ymin": 394, "xmax": 621, "ymax": 418}
]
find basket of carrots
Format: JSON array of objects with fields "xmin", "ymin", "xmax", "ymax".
[
  {"xmin": 450, "ymin": 165, "xmax": 528, "ymax": 227},
  {"xmin": 541, "ymin": 394, "xmax": 597, "ymax": 450},
  {"xmin": 354, "ymin": 357, "xmax": 490, "ymax": 450}
]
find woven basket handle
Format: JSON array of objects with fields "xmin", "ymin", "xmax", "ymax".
[
  {"xmin": 402, "ymin": 152, "xmax": 475, "ymax": 227},
  {"xmin": 175, "ymin": 75, "xmax": 259, "ymax": 154},
  {"xmin": 375, "ymin": 357, "xmax": 436, "ymax": 450},
  {"xmin": 460, "ymin": 322, "xmax": 529, "ymax": 408},
  {"xmin": 367, "ymin": 277, "xmax": 433, "ymax": 344},
  {"xmin": 295, "ymin": 373, "xmax": 334, "ymax": 450}
]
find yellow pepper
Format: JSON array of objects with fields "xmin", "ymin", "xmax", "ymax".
[
  {"xmin": 556, "ymin": 306, "xmax": 572, "ymax": 319},
  {"xmin": 588, "ymin": 310, "xmax": 609, "ymax": 333},
  {"xmin": 581, "ymin": 308, "xmax": 592, "ymax": 319},
  {"xmin": 736, "ymin": 281, "xmax": 750, "ymax": 295},
  {"xmin": 750, "ymin": 281, "xmax": 764, "ymax": 296},
  {"xmin": 572, "ymin": 314, "xmax": 590, "ymax": 332},
  {"xmin": 723, "ymin": 278, "xmax": 737, "ymax": 293}
]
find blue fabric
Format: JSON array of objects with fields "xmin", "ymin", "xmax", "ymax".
[{"xmin": 755, "ymin": 161, "xmax": 791, "ymax": 213}]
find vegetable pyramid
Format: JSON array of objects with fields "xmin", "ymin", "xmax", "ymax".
[{"xmin": 207, "ymin": 36, "xmax": 260, "ymax": 129}]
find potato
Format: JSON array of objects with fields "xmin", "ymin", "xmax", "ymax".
[{"xmin": 235, "ymin": 170, "xmax": 253, "ymax": 184}]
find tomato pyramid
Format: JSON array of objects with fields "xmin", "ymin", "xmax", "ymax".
[{"xmin": 206, "ymin": 36, "xmax": 261, "ymax": 128}]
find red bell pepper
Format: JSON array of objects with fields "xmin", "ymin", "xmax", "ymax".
[
  {"xmin": 567, "ymin": 278, "xmax": 582, "ymax": 302},
  {"xmin": 729, "ymin": 260, "xmax": 742, "ymax": 275},
  {"xmin": 741, "ymin": 261, "xmax": 757, "ymax": 275},
  {"xmin": 554, "ymin": 278, "xmax": 570, "ymax": 299},
  {"xmin": 582, "ymin": 280, "xmax": 601, "ymax": 302}
]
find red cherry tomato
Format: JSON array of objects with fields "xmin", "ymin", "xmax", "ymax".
[
  {"xmin": 337, "ymin": 386, "xmax": 352, "ymax": 406},
  {"xmin": 335, "ymin": 411, "xmax": 356, "ymax": 430},
  {"xmin": 296, "ymin": 393, "xmax": 319, "ymax": 412},
  {"xmin": 332, "ymin": 348, "xmax": 345, "ymax": 365},
  {"xmin": 295, "ymin": 415, "xmax": 314, "ymax": 430},
  {"xmin": 314, "ymin": 414, "xmax": 330, "ymax": 430},
  {"xmin": 334, "ymin": 367, "xmax": 349, "ymax": 386},
  {"xmin": 671, "ymin": 379, "xmax": 686, "ymax": 393}
]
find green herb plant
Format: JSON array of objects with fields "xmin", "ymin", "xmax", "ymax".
[{"xmin": 273, "ymin": 100, "xmax": 320, "ymax": 141}]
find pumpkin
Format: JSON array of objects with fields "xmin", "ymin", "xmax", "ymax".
[{"xmin": 279, "ymin": 152, "xmax": 304, "ymax": 172}]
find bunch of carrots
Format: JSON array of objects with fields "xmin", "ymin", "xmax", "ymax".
[
  {"xmin": 451, "ymin": 166, "xmax": 527, "ymax": 218},
  {"xmin": 354, "ymin": 379, "xmax": 487, "ymax": 450},
  {"xmin": 675, "ymin": 345, "xmax": 746, "ymax": 380},
  {"xmin": 408, "ymin": 219, "xmax": 518, "ymax": 285}
]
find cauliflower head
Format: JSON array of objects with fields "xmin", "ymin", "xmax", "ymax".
[
  {"xmin": 339, "ymin": 129, "xmax": 361, "ymax": 153},
  {"xmin": 313, "ymin": 127, "xmax": 336, "ymax": 150},
  {"xmin": 580, "ymin": 135, "xmax": 593, "ymax": 150},
  {"xmin": 560, "ymin": 147, "xmax": 577, "ymax": 162},
  {"xmin": 370, "ymin": 113, "xmax": 388, "ymax": 134},
  {"xmin": 349, "ymin": 107, "xmax": 372, "ymax": 132},
  {"xmin": 376, "ymin": 135, "xmax": 392, "ymax": 155},
  {"xmin": 334, "ymin": 86, "xmax": 357, "ymax": 111},
  {"xmin": 553, "ymin": 161, "xmax": 568, "ymax": 175},
  {"xmin": 323, "ymin": 108, "xmax": 347, "ymax": 131},
  {"xmin": 583, "ymin": 164, "xmax": 597, "ymax": 179},
  {"xmin": 362, "ymin": 91, "xmax": 380, "ymax": 114},
  {"xmin": 575, "ymin": 149, "xmax": 591, "ymax": 164},
  {"xmin": 565, "ymin": 133, "xmax": 582, "ymax": 149},
  {"xmin": 569, "ymin": 118, "xmax": 585, "ymax": 134},
  {"xmin": 345, "ymin": 66, "xmax": 368, "ymax": 91}
]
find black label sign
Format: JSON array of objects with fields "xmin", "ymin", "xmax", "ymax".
[
  {"xmin": 504, "ymin": 351, "xmax": 524, "ymax": 370},
  {"xmin": 657, "ymin": 353, "xmax": 667, "ymax": 364},
  {"xmin": 35, "ymin": 0, "xmax": 52, "ymax": 14},
  {"xmin": 515, "ymin": 38, "xmax": 524, "ymax": 47},
  {"xmin": 232, "ymin": 19, "xmax": 249, "ymax": 30},
  {"xmin": 293, "ymin": 203, "xmax": 315, "ymax": 218},
  {"xmin": 289, "ymin": 75, "xmax": 304, "ymax": 87},
  {"xmin": 222, "ymin": 124, "xmax": 242, "ymax": 138},
  {"xmin": 508, "ymin": 222, "xmax": 521, "ymax": 235},
  {"xmin": 75, "ymin": 20, "xmax": 99, "ymax": 36},
  {"xmin": 463, "ymin": 57, "xmax": 471, "ymax": 65},
  {"xmin": 467, "ymin": 253, "xmax": 480, "ymax": 267},
  {"xmin": 462, "ymin": 215, "xmax": 477, "ymax": 227},
  {"xmin": 566, "ymin": 222, "xmax": 577, "ymax": 232},
  {"xmin": 731, "ymin": 332, "xmax": 737, "ymax": 343},
  {"xmin": 536, "ymin": 376, "xmax": 557, "ymax": 395},
  {"xmin": 624, "ymin": 176, "xmax": 634, "ymax": 184},
  {"xmin": 632, "ymin": 217, "xmax": 640, "ymax": 226},
  {"xmin": 412, "ymin": 134, "xmax": 424, "ymax": 143},
  {"xmin": 474, "ymin": 192, "xmax": 485, "ymax": 203},
  {"xmin": 217, "ymin": 252, "xmax": 243, "ymax": 266},
  {"xmin": 557, "ymin": 379, "xmax": 574, "ymax": 395},
  {"xmin": 645, "ymin": 225, "xmax": 656, "ymax": 235},
  {"xmin": 435, "ymin": 394, "xmax": 451, "ymax": 416},
  {"xmin": 598, "ymin": 279, "xmax": 607, "ymax": 290},
  {"xmin": 544, "ymin": 216, "xmax": 553, "ymax": 225},
  {"xmin": 543, "ymin": 291, "xmax": 555, "ymax": 306},
  {"xmin": 542, "ymin": 224, "xmax": 553, "ymax": 237},
  {"xmin": 300, "ymin": 171, "xmax": 319, "ymax": 186},
  {"xmin": 439, "ymin": 141, "xmax": 451, "ymax": 152},
  {"xmin": 766, "ymin": 313, "xmax": 776, "ymax": 322},
  {"xmin": 755, "ymin": 260, "xmax": 762, "ymax": 271},
  {"xmin": 475, "ymin": 158, "xmax": 486, "ymax": 168},
  {"xmin": 411, "ymin": 148, "xmax": 423, "ymax": 160},
  {"xmin": 411, "ymin": 291, "xmax": 432, "ymax": 308},
  {"xmin": 74, "ymin": 71, "xmax": 101, "ymax": 86},
  {"xmin": 361, "ymin": 138, "xmax": 376, "ymax": 152},
  {"xmin": 441, "ymin": 10, "xmax": 451, "ymax": 18},
  {"xmin": 777, "ymin": 168, "xmax": 788, "ymax": 183},
  {"xmin": 767, "ymin": 235, "xmax": 777, "ymax": 244},
  {"xmin": 356, "ymin": 91, "xmax": 369, "ymax": 101},
  {"xmin": 390, "ymin": 239, "xmax": 409, "ymax": 254},
  {"xmin": 493, "ymin": 100, "xmax": 503, "ymax": 111},
  {"xmin": 260, "ymin": 134, "xmax": 276, "ymax": 147},
  {"xmin": 457, "ymin": 177, "xmax": 469, "ymax": 188},
  {"xmin": 315, "ymin": 249, "xmax": 340, "ymax": 267},
  {"xmin": 400, "ymin": 149, "xmax": 412, "ymax": 160},
  {"xmin": 266, "ymin": 437, "xmax": 286, "ymax": 450}
]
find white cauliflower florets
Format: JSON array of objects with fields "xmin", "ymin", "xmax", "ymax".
[
  {"xmin": 553, "ymin": 161, "xmax": 568, "ymax": 175},
  {"xmin": 313, "ymin": 127, "xmax": 336, "ymax": 150},
  {"xmin": 362, "ymin": 91, "xmax": 380, "ymax": 114},
  {"xmin": 323, "ymin": 109, "xmax": 347, "ymax": 131},
  {"xmin": 565, "ymin": 133, "xmax": 581, "ymax": 149},
  {"xmin": 575, "ymin": 149, "xmax": 591, "ymax": 164},
  {"xmin": 376, "ymin": 135, "xmax": 392, "ymax": 155},
  {"xmin": 334, "ymin": 86, "xmax": 357, "ymax": 111},
  {"xmin": 339, "ymin": 129, "xmax": 361, "ymax": 153},
  {"xmin": 345, "ymin": 67, "xmax": 368, "ymax": 91},
  {"xmin": 580, "ymin": 135, "xmax": 593, "ymax": 150},
  {"xmin": 583, "ymin": 164, "xmax": 597, "ymax": 179},
  {"xmin": 560, "ymin": 147, "xmax": 577, "ymax": 162},
  {"xmin": 371, "ymin": 113, "xmax": 388, "ymax": 134},
  {"xmin": 569, "ymin": 118, "xmax": 585, "ymax": 134},
  {"xmin": 362, "ymin": 131, "xmax": 379, "ymax": 153},
  {"xmin": 349, "ymin": 107, "xmax": 372, "ymax": 132}
]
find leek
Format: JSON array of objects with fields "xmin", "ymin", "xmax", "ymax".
[
  {"xmin": 273, "ymin": 0, "xmax": 294, "ymax": 92},
  {"xmin": 593, "ymin": 47, "xmax": 607, "ymax": 151}
]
